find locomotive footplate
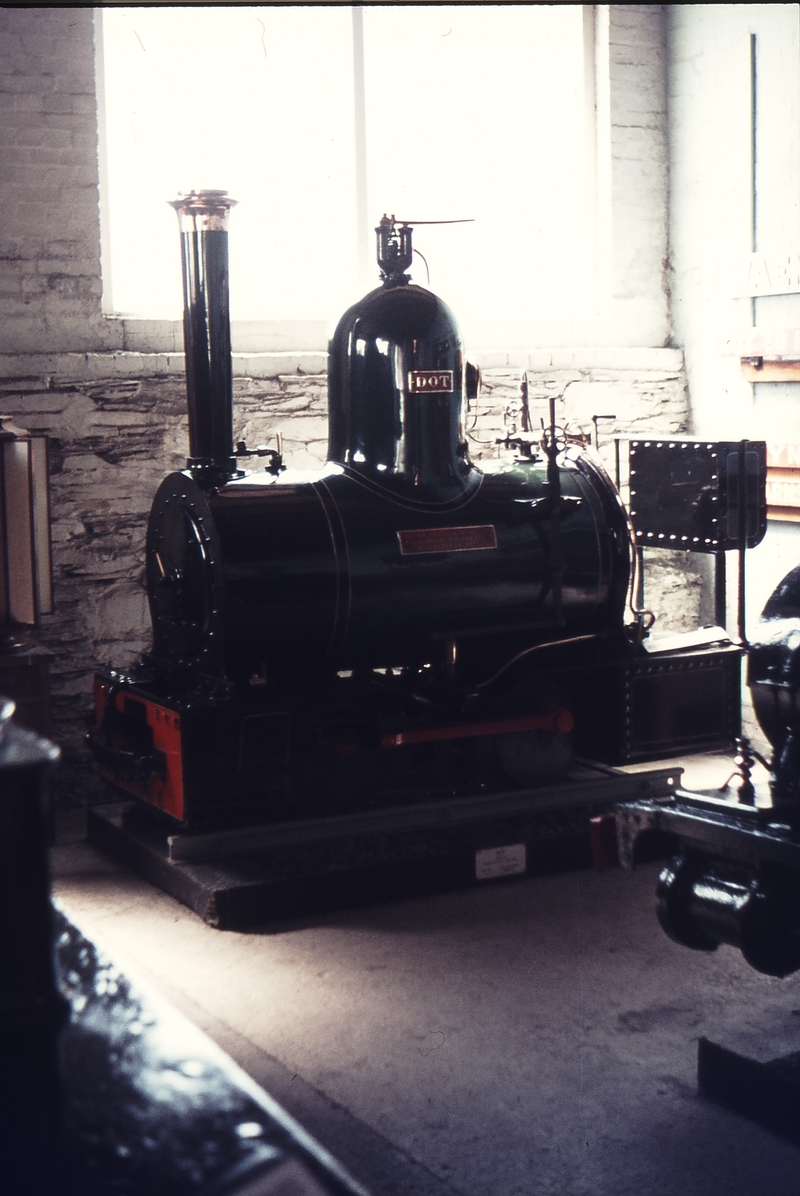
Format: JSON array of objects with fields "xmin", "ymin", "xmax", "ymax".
[{"xmin": 86, "ymin": 760, "xmax": 679, "ymax": 930}]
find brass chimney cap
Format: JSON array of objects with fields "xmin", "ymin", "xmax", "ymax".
[{"xmin": 169, "ymin": 190, "xmax": 238, "ymax": 231}]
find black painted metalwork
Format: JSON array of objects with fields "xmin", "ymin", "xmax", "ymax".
[
  {"xmin": 628, "ymin": 438, "xmax": 767, "ymax": 553},
  {"xmin": 714, "ymin": 550, "xmax": 727, "ymax": 630},
  {"xmin": 0, "ymin": 699, "xmax": 64, "ymax": 1196},
  {"xmin": 737, "ymin": 439, "xmax": 750, "ymax": 643},
  {"xmin": 53, "ymin": 908, "xmax": 367, "ymax": 1195},
  {"xmin": 327, "ymin": 218, "xmax": 473, "ymax": 501},
  {"xmin": 719, "ymin": 735, "xmax": 767, "ymax": 806},
  {"xmin": 144, "ymin": 450, "xmax": 631, "ymax": 688},
  {"xmin": 614, "ymin": 564, "xmax": 800, "ymax": 980},
  {"xmin": 375, "ymin": 214, "xmax": 413, "ymax": 282},
  {"xmin": 655, "ymin": 851, "xmax": 800, "ymax": 976},
  {"xmin": 170, "ymin": 191, "xmax": 239, "ymax": 483},
  {"xmin": 749, "ymin": 564, "xmax": 800, "ymax": 809},
  {"xmin": 616, "ymin": 794, "xmax": 800, "ymax": 967}
]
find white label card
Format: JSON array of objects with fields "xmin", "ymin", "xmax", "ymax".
[{"xmin": 475, "ymin": 843, "xmax": 527, "ymax": 881}]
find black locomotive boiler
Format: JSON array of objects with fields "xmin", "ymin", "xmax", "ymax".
[{"xmin": 91, "ymin": 192, "xmax": 752, "ymax": 829}]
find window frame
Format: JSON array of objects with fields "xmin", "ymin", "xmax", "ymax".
[{"xmin": 94, "ymin": 5, "xmax": 601, "ymax": 354}]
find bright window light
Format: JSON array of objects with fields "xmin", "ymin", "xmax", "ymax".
[
  {"xmin": 100, "ymin": 6, "xmax": 356, "ymax": 321},
  {"xmin": 363, "ymin": 5, "xmax": 589, "ymax": 348},
  {"xmin": 99, "ymin": 5, "xmax": 589, "ymax": 347}
]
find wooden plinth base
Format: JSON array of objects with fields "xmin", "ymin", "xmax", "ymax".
[{"xmin": 87, "ymin": 761, "xmax": 679, "ymax": 930}]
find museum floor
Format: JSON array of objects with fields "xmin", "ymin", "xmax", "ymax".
[{"xmin": 51, "ymin": 753, "xmax": 800, "ymax": 1196}]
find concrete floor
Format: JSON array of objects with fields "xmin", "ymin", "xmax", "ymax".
[{"xmin": 51, "ymin": 754, "xmax": 800, "ymax": 1196}]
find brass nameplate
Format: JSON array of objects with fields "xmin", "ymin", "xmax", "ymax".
[
  {"xmin": 397, "ymin": 525, "xmax": 498, "ymax": 555},
  {"xmin": 408, "ymin": 370, "xmax": 454, "ymax": 393}
]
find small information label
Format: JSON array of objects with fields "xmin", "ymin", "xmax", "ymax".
[
  {"xmin": 397, "ymin": 524, "xmax": 497, "ymax": 555},
  {"xmin": 408, "ymin": 369, "xmax": 454, "ymax": 393},
  {"xmin": 475, "ymin": 843, "xmax": 527, "ymax": 881}
]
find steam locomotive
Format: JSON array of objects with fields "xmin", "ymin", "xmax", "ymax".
[{"xmin": 91, "ymin": 192, "xmax": 761, "ymax": 830}]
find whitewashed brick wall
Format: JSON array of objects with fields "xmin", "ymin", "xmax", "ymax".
[
  {"xmin": 0, "ymin": 8, "xmax": 120, "ymax": 353},
  {"xmin": 608, "ymin": 4, "xmax": 670, "ymax": 347}
]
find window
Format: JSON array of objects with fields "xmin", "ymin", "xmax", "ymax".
[{"xmin": 98, "ymin": 5, "xmax": 590, "ymax": 348}]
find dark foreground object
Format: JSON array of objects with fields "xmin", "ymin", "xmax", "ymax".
[
  {"xmin": 617, "ymin": 778, "xmax": 800, "ymax": 1148},
  {"xmin": 614, "ymin": 563, "xmax": 800, "ymax": 981},
  {"xmin": 52, "ymin": 906, "xmax": 368, "ymax": 1196},
  {"xmin": 616, "ymin": 786, "xmax": 800, "ymax": 977},
  {"xmin": 0, "ymin": 701, "xmax": 64, "ymax": 1196},
  {"xmin": 698, "ymin": 1036, "xmax": 800, "ymax": 1147},
  {"xmin": 88, "ymin": 761, "xmax": 679, "ymax": 929}
]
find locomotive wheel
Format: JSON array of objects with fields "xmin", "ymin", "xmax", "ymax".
[
  {"xmin": 474, "ymin": 682, "xmax": 575, "ymax": 786},
  {"xmin": 493, "ymin": 720, "xmax": 574, "ymax": 786}
]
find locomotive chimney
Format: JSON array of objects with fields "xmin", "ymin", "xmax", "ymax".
[{"xmin": 169, "ymin": 190, "xmax": 238, "ymax": 482}]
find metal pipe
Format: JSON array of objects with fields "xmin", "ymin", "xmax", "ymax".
[
  {"xmin": 545, "ymin": 394, "xmax": 564, "ymax": 625},
  {"xmin": 714, "ymin": 551, "xmax": 727, "ymax": 630},
  {"xmin": 169, "ymin": 191, "xmax": 238, "ymax": 483},
  {"xmin": 737, "ymin": 439, "xmax": 748, "ymax": 645}
]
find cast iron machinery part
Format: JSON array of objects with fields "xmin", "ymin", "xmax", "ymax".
[
  {"xmin": 169, "ymin": 191, "xmax": 240, "ymax": 485},
  {"xmin": 0, "ymin": 700, "xmax": 66, "ymax": 1194},
  {"xmin": 375, "ymin": 215, "xmax": 474, "ymax": 286},
  {"xmin": 656, "ymin": 853, "xmax": 800, "ymax": 977},
  {"xmin": 327, "ymin": 250, "xmax": 473, "ymax": 502},
  {"xmin": 146, "ymin": 472, "xmax": 226, "ymax": 678},
  {"xmin": 478, "ymin": 681, "xmax": 577, "ymax": 786},
  {"xmin": 749, "ymin": 563, "xmax": 800, "ymax": 811},
  {"xmin": 143, "ymin": 452, "xmax": 632, "ymax": 690}
]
